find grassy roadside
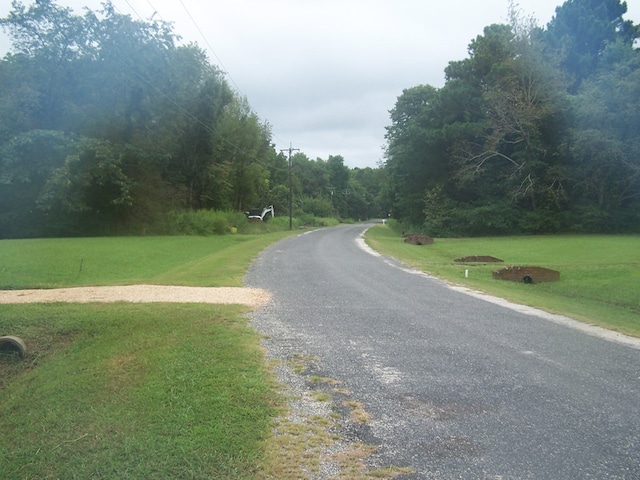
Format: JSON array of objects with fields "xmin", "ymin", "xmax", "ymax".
[
  {"xmin": 0, "ymin": 233, "xmax": 297, "ymax": 479},
  {"xmin": 1, "ymin": 302, "xmax": 276, "ymax": 479},
  {"xmin": 0, "ymin": 232, "xmax": 294, "ymax": 289},
  {"xmin": 365, "ymin": 225, "xmax": 640, "ymax": 337}
]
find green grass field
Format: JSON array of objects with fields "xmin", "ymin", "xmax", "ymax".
[
  {"xmin": 0, "ymin": 233, "xmax": 298, "ymax": 479},
  {"xmin": 0, "ymin": 232, "xmax": 294, "ymax": 289},
  {"xmin": 365, "ymin": 225, "xmax": 640, "ymax": 336},
  {"xmin": 1, "ymin": 302, "xmax": 276, "ymax": 479}
]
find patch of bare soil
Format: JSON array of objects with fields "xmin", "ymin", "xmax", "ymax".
[{"xmin": 0, "ymin": 285, "xmax": 271, "ymax": 307}]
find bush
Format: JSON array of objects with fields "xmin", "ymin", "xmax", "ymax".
[
  {"xmin": 161, "ymin": 208, "xmax": 343, "ymax": 235},
  {"xmin": 268, "ymin": 216, "xmax": 297, "ymax": 230},
  {"xmin": 165, "ymin": 210, "xmax": 229, "ymax": 235},
  {"xmin": 301, "ymin": 197, "xmax": 333, "ymax": 217},
  {"xmin": 317, "ymin": 217, "xmax": 339, "ymax": 227},
  {"xmin": 385, "ymin": 218, "xmax": 405, "ymax": 234}
]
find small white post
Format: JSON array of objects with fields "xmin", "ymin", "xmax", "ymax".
[{"xmin": 465, "ymin": 269, "xmax": 469, "ymax": 278}]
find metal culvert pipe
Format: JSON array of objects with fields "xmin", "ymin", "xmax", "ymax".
[{"xmin": 0, "ymin": 335, "xmax": 27, "ymax": 358}]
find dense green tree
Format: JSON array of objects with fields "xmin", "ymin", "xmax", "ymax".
[
  {"xmin": 172, "ymin": 73, "xmax": 233, "ymax": 209},
  {"xmin": 326, "ymin": 155, "xmax": 350, "ymax": 218},
  {"xmin": 351, "ymin": 167, "xmax": 388, "ymax": 218},
  {"xmin": 0, "ymin": 130, "xmax": 76, "ymax": 236},
  {"xmin": 544, "ymin": 0, "xmax": 638, "ymax": 90},
  {"xmin": 383, "ymin": 0, "xmax": 639, "ymax": 235},
  {"xmin": 565, "ymin": 38, "xmax": 640, "ymax": 231},
  {"xmin": 37, "ymin": 138, "xmax": 136, "ymax": 234},
  {"xmin": 384, "ymin": 84, "xmax": 449, "ymax": 225},
  {"xmin": 0, "ymin": 0, "xmax": 89, "ymax": 131},
  {"xmin": 291, "ymin": 154, "xmax": 330, "ymax": 202},
  {"xmin": 2, "ymin": 0, "xmax": 331, "ymax": 236},
  {"xmin": 215, "ymin": 98, "xmax": 272, "ymax": 211},
  {"xmin": 460, "ymin": 23, "xmax": 569, "ymax": 230},
  {"xmin": 301, "ymin": 196, "xmax": 333, "ymax": 218},
  {"xmin": 0, "ymin": 56, "xmax": 39, "ymax": 142}
]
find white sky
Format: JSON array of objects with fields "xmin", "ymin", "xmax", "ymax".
[{"xmin": 1, "ymin": 1, "xmax": 639, "ymax": 168}]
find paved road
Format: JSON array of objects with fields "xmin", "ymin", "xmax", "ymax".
[{"xmin": 246, "ymin": 223, "xmax": 640, "ymax": 479}]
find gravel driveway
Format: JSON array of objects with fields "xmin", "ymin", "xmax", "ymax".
[{"xmin": 0, "ymin": 285, "xmax": 270, "ymax": 306}]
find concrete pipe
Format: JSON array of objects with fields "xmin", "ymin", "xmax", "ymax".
[{"xmin": 0, "ymin": 335, "xmax": 27, "ymax": 358}]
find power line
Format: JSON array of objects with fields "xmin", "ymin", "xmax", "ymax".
[
  {"xmin": 144, "ymin": 0, "xmax": 163, "ymax": 21},
  {"xmin": 116, "ymin": 0, "xmax": 289, "ymax": 151},
  {"xmin": 108, "ymin": 1, "xmax": 291, "ymax": 172},
  {"xmin": 178, "ymin": 0, "xmax": 243, "ymax": 94},
  {"xmin": 175, "ymin": 1, "xmax": 288, "ymax": 148},
  {"xmin": 121, "ymin": 0, "xmax": 143, "ymax": 21}
]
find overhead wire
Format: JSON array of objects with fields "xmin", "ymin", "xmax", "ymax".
[
  {"xmin": 177, "ymin": 0, "xmax": 242, "ymax": 95},
  {"xmin": 143, "ymin": 0, "xmax": 163, "ymax": 21},
  {"xmin": 121, "ymin": 0, "xmax": 143, "ymax": 22},
  {"xmin": 104, "ymin": 0, "xmax": 290, "ymax": 170},
  {"xmin": 174, "ymin": 0, "xmax": 289, "ymax": 148}
]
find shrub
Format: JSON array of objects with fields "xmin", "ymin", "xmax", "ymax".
[
  {"xmin": 162, "ymin": 209, "xmax": 341, "ymax": 235},
  {"xmin": 301, "ymin": 197, "xmax": 333, "ymax": 217},
  {"xmin": 165, "ymin": 210, "xmax": 229, "ymax": 235},
  {"xmin": 317, "ymin": 217, "xmax": 339, "ymax": 227}
]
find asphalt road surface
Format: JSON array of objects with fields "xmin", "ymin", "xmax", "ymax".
[{"xmin": 246, "ymin": 223, "xmax": 640, "ymax": 479}]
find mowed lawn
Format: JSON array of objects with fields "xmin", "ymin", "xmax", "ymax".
[
  {"xmin": 0, "ymin": 233, "xmax": 294, "ymax": 289},
  {"xmin": 365, "ymin": 226, "xmax": 640, "ymax": 337},
  {"xmin": 0, "ymin": 233, "xmax": 294, "ymax": 479}
]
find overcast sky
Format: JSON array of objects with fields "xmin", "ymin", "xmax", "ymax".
[{"xmin": 1, "ymin": 1, "xmax": 639, "ymax": 168}]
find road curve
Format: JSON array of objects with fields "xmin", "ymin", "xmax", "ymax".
[{"xmin": 246, "ymin": 223, "xmax": 640, "ymax": 479}]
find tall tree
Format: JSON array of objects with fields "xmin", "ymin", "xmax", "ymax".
[
  {"xmin": 457, "ymin": 22, "xmax": 569, "ymax": 225},
  {"xmin": 544, "ymin": 0, "xmax": 638, "ymax": 90},
  {"xmin": 172, "ymin": 72, "xmax": 233, "ymax": 209},
  {"xmin": 0, "ymin": 0, "xmax": 89, "ymax": 130},
  {"xmin": 0, "ymin": 130, "xmax": 76, "ymax": 237},
  {"xmin": 37, "ymin": 138, "xmax": 136, "ymax": 234},
  {"xmin": 384, "ymin": 84, "xmax": 449, "ymax": 226},
  {"xmin": 565, "ymin": 38, "xmax": 640, "ymax": 230},
  {"xmin": 211, "ymin": 97, "xmax": 271, "ymax": 211}
]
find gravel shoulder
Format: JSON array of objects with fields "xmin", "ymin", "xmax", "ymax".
[{"xmin": 0, "ymin": 285, "xmax": 271, "ymax": 307}]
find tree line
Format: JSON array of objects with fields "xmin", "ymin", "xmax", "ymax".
[
  {"xmin": 0, "ymin": 0, "xmax": 385, "ymax": 238},
  {"xmin": 383, "ymin": 0, "xmax": 640, "ymax": 235},
  {"xmin": 3, "ymin": 0, "xmax": 638, "ymax": 239}
]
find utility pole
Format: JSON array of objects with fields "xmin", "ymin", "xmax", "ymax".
[{"xmin": 281, "ymin": 143, "xmax": 299, "ymax": 230}]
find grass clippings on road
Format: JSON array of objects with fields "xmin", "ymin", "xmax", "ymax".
[{"xmin": 258, "ymin": 353, "xmax": 415, "ymax": 479}]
